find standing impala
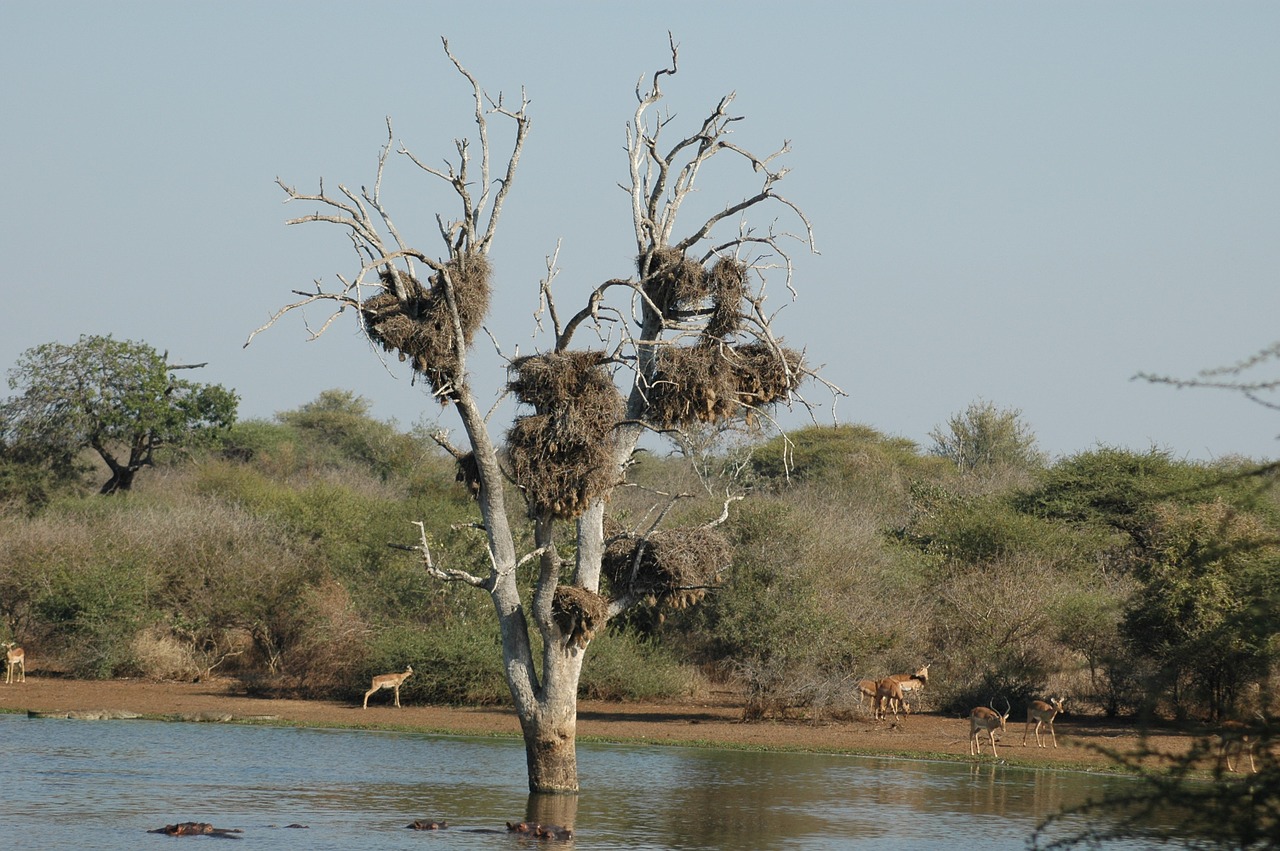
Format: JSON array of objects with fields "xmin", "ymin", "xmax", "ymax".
[
  {"xmin": 874, "ymin": 677, "xmax": 908, "ymax": 721},
  {"xmin": 3, "ymin": 642, "xmax": 24, "ymax": 684},
  {"xmin": 1216, "ymin": 719, "xmax": 1259, "ymax": 774},
  {"xmin": 363, "ymin": 665, "xmax": 413, "ymax": 709},
  {"xmin": 1023, "ymin": 697, "xmax": 1065, "ymax": 748},
  {"xmin": 969, "ymin": 698, "xmax": 1011, "ymax": 757}
]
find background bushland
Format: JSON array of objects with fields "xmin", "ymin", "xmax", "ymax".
[{"xmin": 2, "ymin": 392, "xmax": 1276, "ymax": 722}]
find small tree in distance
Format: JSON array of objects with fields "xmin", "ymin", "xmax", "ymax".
[
  {"xmin": 2, "ymin": 335, "xmax": 238, "ymax": 494},
  {"xmin": 929, "ymin": 399, "xmax": 1043, "ymax": 474},
  {"xmin": 250, "ymin": 37, "xmax": 838, "ymax": 793}
]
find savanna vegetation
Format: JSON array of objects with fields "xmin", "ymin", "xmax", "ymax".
[{"xmin": 3, "ymin": 388, "xmax": 1276, "ymax": 735}]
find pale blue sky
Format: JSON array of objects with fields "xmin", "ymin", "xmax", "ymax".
[{"xmin": 3, "ymin": 2, "xmax": 1278, "ymax": 461}]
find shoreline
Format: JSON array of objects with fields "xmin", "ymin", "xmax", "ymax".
[{"xmin": 1, "ymin": 677, "xmax": 1202, "ymax": 773}]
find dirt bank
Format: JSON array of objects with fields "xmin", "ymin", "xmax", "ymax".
[{"xmin": 1, "ymin": 677, "xmax": 1200, "ymax": 772}]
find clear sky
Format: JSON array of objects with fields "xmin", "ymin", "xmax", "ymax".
[{"xmin": 3, "ymin": 2, "xmax": 1278, "ymax": 462}]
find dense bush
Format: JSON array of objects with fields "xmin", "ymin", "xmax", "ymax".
[{"xmin": 2, "ymin": 390, "xmax": 1275, "ymax": 724}]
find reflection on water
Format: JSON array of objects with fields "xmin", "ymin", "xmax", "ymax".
[{"xmin": 0, "ymin": 713, "xmax": 1155, "ymax": 850}]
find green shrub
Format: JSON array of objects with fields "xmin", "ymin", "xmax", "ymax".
[
  {"xmin": 579, "ymin": 631, "xmax": 697, "ymax": 701},
  {"xmin": 360, "ymin": 621, "xmax": 510, "ymax": 706}
]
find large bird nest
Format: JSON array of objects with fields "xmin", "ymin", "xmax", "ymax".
[
  {"xmin": 703, "ymin": 256, "xmax": 749, "ymax": 340},
  {"xmin": 504, "ymin": 351, "xmax": 624, "ymax": 520},
  {"xmin": 505, "ymin": 416, "xmax": 619, "ymax": 520},
  {"xmin": 508, "ymin": 351, "xmax": 620, "ymax": 422},
  {"xmin": 641, "ymin": 247, "xmax": 711, "ymax": 317},
  {"xmin": 360, "ymin": 252, "xmax": 492, "ymax": 399},
  {"xmin": 454, "ymin": 451, "xmax": 481, "ymax": 497},
  {"xmin": 644, "ymin": 342, "xmax": 804, "ymax": 427},
  {"xmin": 551, "ymin": 585, "xmax": 610, "ymax": 650},
  {"xmin": 603, "ymin": 526, "xmax": 731, "ymax": 609}
]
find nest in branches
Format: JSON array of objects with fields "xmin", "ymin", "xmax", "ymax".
[
  {"xmin": 454, "ymin": 451, "xmax": 481, "ymax": 498},
  {"xmin": 729, "ymin": 342, "xmax": 803, "ymax": 409},
  {"xmin": 704, "ymin": 257, "xmax": 749, "ymax": 340},
  {"xmin": 641, "ymin": 247, "xmax": 711, "ymax": 316},
  {"xmin": 602, "ymin": 526, "xmax": 730, "ymax": 609},
  {"xmin": 360, "ymin": 252, "xmax": 492, "ymax": 398},
  {"xmin": 508, "ymin": 351, "xmax": 619, "ymax": 416},
  {"xmin": 505, "ymin": 415, "xmax": 619, "ymax": 520},
  {"xmin": 504, "ymin": 351, "xmax": 624, "ymax": 520},
  {"xmin": 644, "ymin": 342, "xmax": 804, "ymax": 427},
  {"xmin": 552, "ymin": 585, "xmax": 610, "ymax": 650}
]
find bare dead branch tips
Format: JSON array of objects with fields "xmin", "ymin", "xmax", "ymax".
[
  {"xmin": 552, "ymin": 586, "xmax": 610, "ymax": 650},
  {"xmin": 602, "ymin": 525, "xmax": 729, "ymax": 608},
  {"xmin": 636, "ymin": 32, "xmax": 679, "ymax": 104},
  {"xmin": 557, "ymin": 279, "xmax": 636, "ymax": 351},
  {"xmin": 412, "ymin": 520, "xmax": 486, "ymax": 587},
  {"xmin": 244, "ymin": 289, "xmax": 359, "ymax": 348}
]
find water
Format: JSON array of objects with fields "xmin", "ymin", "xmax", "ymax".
[{"xmin": 0, "ymin": 713, "xmax": 1152, "ymax": 849}]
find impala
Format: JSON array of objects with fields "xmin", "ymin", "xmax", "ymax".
[
  {"xmin": 874, "ymin": 677, "xmax": 909, "ymax": 721},
  {"xmin": 969, "ymin": 698, "xmax": 1011, "ymax": 757},
  {"xmin": 363, "ymin": 665, "xmax": 413, "ymax": 709},
  {"xmin": 1022, "ymin": 697, "xmax": 1065, "ymax": 748},
  {"xmin": 857, "ymin": 678, "xmax": 878, "ymax": 709},
  {"xmin": 3, "ymin": 642, "xmax": 24, "ymax": 684},
  {"xmin": 863, "ymin": 663, "xmax": 928, "ymax": 717},
  {"xmin": 888, "ymin": 664, "xmax": 929, "ymax": 698},
  {"xmin": 1216, "ymin": 719, "xmax": 1258, "ymax": 774}
]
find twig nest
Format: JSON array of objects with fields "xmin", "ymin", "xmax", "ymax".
[
  {"xmin": 504, "ymin": 350, "xmax": 624, "ymax": 520},
  {"xmin": 360, "ymin": 252, "xmax": 492, "ymax": 400},
  {"xmin": 704, "ymin": 256, "xmax": 748, "ymax": 340},
  {"xmin": 552, "ymin": 586, "xmax": 609, "ymax": 650},
  {"xmin": 506, "ymin": 416, "xmax": 618, "ymax": 520},
  {"xmin": 642, "ymin": 247, "xmax": 711, "ymax": 316},
  {"xmin": 603, "ymin": 526, "xmax": 730, "ymax": 605},
  {"xmin": 454, "ymin": 451, "xmax": 481, "ymax": 497},
  {"xmin": 644, "ymin": 342, "xmax": 803, "ymax": 427}
]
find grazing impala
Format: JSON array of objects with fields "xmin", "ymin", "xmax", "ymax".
[
  {"xmin": 363, "ymin": 665, "xmax": 413, "ymax": 709},
  {"xmin": 1023, "ymin": 697, "xmax": 1065, "ymax": 748},
  {"xmin": 969, "ymin": 698, "xmax": 1011, "ymax": 757},
  {"xmin": 3, "ymin": 642, "xmax": 24, "ymax": 684}
]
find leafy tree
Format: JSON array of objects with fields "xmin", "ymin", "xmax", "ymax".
[
  {"xmin": 1124, "ymin": 500, "xmax": 1280, "ymax": 720},
  {"xmin": 254, "ymin": 39, "xmax": 834, "ymax": 793},
  {"xmin": 928, "ymin": 399, "xmax": 1043, "ymax": 473},
  {"xmin": 276, "ymin": 389, "xmax": 427, "ymax": 480},
  {"xmin": 2, "ymin": 335, "xmax": 238, "ymax": 494}
]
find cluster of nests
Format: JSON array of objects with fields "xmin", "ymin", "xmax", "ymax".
[
  {"xmin": 359, "ymin": 252, "xmax": 492, "ymax": 398},
  {"xmin": 547, "ymin": 522, "xmax": 731, "ymax": 649},
  {"xmin": 641, "ymin": 248, "xmax": 804, "ymax": 427}
]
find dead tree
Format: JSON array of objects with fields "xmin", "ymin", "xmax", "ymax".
[{"xmin": 249, "ymin": 36, "xmax": 838, "ymax": 793}]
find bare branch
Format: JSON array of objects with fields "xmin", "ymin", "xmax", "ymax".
[{"xmin": 411, "ymin": 521, "xmax": 487, "ymax": 587}]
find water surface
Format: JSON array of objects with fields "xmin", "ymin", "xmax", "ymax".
[{"xmin": 0, "ymin": 713, "xmax": 1150, "ymax": 849}]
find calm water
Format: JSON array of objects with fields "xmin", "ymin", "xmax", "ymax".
[{"xmin": 0, "ymin": 713, "xmax": 1153, "ymax": 849}]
